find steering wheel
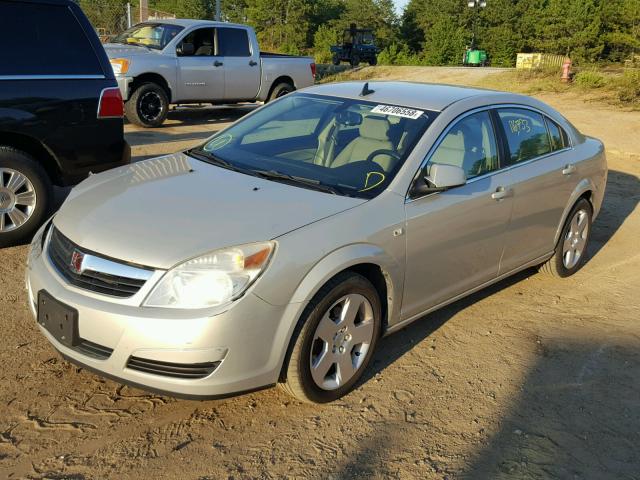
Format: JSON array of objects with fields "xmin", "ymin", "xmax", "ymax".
[{"xmin": 365, "ymin": 149, "xmax": 401, "ymax": 165}]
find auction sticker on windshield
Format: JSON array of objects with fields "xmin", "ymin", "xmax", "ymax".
[{"xmin": 371, "ymin": 104, "xmax": 424, "ymax": 120}]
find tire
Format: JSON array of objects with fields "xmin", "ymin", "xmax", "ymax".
[
  {"xmin": 267, "ymin": 82, "xmax": 295, "ymax": 103},
  {"xmin": 369, "ymin": 56, "xmax": 378, "ymax": 66},
  {"xmin": 332, "ymin": 55, "xmax": 340, "ymax": 66},
  {"xmin": 124, "ymin": 82, "xmax": 169, "ymax": 128},
  {"xmin": 350, "ymin": 55, "xmax": 360, "ymax": 67},
  {"xmin": 0, "ymin": 147, "xmax": 52, "ymax": 248},
  {"xmin": 539, "ymin": 198, "xmax": 593, "ymax": 278},
  {"xmin": 280, "ymin": 272, "xmax": 382, "ymax": 403}
]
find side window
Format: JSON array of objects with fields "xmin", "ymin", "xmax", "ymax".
[
  {"xmin": 0, "ymin": 2, "xmax": 102, "ymax": 76},
  {"xmin": 180, "ymin": 28, "xmax": 215, "ymax": 56},
  {"xmin": 545, "ymin": 118, "xmax": 569, "ymax": 151},
  {"xmin": 217, "ymin": 28, "xmax": 251, "ymax": 57},
  {"xmin": 497, "ymin": 108, "xmax": 552, "ymax": 164},
  {"xmin": 429, "ymin": 111, "xmax": 499, "ymax": 179}
]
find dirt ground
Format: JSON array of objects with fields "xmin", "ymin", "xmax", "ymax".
[{"xmin": 1, "ymin": 68, "xmax": 639, "ymax": 480}]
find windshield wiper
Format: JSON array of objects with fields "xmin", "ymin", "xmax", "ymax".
[
  {"xmin": 252, "ymin": 170, "xmax": 343, "ymax": 195},
  {"xmin": 186, "ymin": 149, "xmax": 250, "ymax": 174}
]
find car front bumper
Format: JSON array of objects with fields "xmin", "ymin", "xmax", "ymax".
[
  {"xmin": 25, "ymin": 234, "xmax": 300, "ymax": 399},
  {"xmin": 116, "ymin": 75, "xmax": 133, "ymax": 101}
]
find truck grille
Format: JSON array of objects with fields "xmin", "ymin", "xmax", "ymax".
[
  {"xmin": 126, "ymin": 356, "xmax": 221, "ymax": 380},
  {"xmin": 48, "ymin": 227, "xmax": 151, "ymax": 298}
]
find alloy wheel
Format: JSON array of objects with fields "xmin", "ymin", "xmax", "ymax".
[
  {"xmin": 562, "ymin": 209, "xmax": 589, "ymax": 269},
  {"xmin": 0, "ymin": 168, "xmax": 37, "ymax": 232},
  {"xmin": 309, "ymin": 293, "xmax": 375, "ymax": 390}
]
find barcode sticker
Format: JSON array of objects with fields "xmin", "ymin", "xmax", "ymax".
[{"xmin": 370, "ymin": 104, "xmax": 424, "ymax": 120}]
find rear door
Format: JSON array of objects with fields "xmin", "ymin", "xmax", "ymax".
[
  {"xmin": 217, "ymin": 27, "xmax": 260, "ymax": 101},
  {"xmin": 494, "ymin": 108, "xmax": 576, "ymax": 274},
  {"xmin": 402, "ymin": 110, "xmax": 513, "ymax": 319},
  {"xmin": 176, "ymin": 27, "xmax": 224, "ymax": 101}
]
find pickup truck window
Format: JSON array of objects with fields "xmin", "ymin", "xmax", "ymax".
[
  {"xmin": 180, "ymin": 28, "xmax": 215, "ymax": 56},
  {"xmin": 217, "ymin": 28, "xmax": 251, "ymax": 57},
  {"xmin": 113, "ymin": 23, "xmax": 183, "ymax": 50},
  {"xmin": 194, "ymin": 93, "xmax": 437, "ymax": 199},
  {"xmin": 1, "ymin": 1, "xmax": 102, "ymax": 76}
]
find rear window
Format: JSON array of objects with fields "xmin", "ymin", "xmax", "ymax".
[
  {"xmin": 0, "ymin": 2, "xmax": 103, "ymax": 76},
  {"xmin": 217, "ymin": 27, "xmax": 251, "ymax": 57},
  {"xmin": 497, "ymin": 108, "xmax": 552, "ymax": 164}
]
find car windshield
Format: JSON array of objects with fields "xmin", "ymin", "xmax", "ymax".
[
  {"xmin": 192, "ymin": 93, "xmax": 437, "ymax": 199},
  {"xmin": 113, "ymin": 23, "xmax": 183, "ymax": 50}
]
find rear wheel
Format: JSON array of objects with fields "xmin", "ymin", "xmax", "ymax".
[
  {"xmin": 539, "ymin": 198, "xmax": 593, "ymax": 277},
  {"xmin": 350, "ymin": 55, "xmax": 360, "ymax": 67},
  {"xmin": 369, "ymin": 56, "xmax": 378, "ymax": 66},
  {"xmin": 125, "ymin": 82, "xmax": 169, "ymax": 128},
  {"xmin": 267, "ymin": 82, "xmax": 295, "ymax": 103},
  {"xmin": 0, "ymin": 147, "xmax": 52, "ymax": 247},
  {"xmin": 332, "ymin": 55, "xmax": 340, "ymax": 66},
  {"xmin": 281, "ymin": 272, "xmax": 382, "ymax": 403}
]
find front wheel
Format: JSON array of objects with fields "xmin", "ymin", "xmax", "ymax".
[
  {"xmin": 0, "ymin": 147, "xmax": 52, "ymax": 247},
  {"xmin": 539, "ymin": 198, "xmax": 593, "ymax": 277},
  {"xmin": 281, "ymin": 272, "xmax": 382, "ymax": 403},
  {"xmin": 125, "ymin": 82, "xmax": 169, "ymax": 128}
]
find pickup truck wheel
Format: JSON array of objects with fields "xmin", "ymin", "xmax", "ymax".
[
  {"xmin": 0, "ymin": 147, "xmax": 52, "ymax": 247},
  {"xmin": 280, "ymin": 272, "xmax": 382, "ymax": 403},
  {"xmin": 267, "ymin": 82, "xmax": 294, "ymax": 103},
  {"xmin": 125, "ymin": 82, "xmax": 169, "ymax": 128}
]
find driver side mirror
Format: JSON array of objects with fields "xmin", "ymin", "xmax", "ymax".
[
  {"xmin": 176, "ymin": 42, "xmax": 195, "ymax": 56},
  {"xmin": 410, "ymin": 163, "xmax": 466, "ymax": 198}
]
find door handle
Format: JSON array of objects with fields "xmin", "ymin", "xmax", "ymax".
[
  {"xmin": 249, "ymin": 60, "xmax": 258, "ymax": 66},
  {"xmin": 562, "ymin": 164, "xmax": 576, "ymax": 175},
  {"xmin": 491, "ymin": 186, "xmax": 512, "ymax": 201},
  {"xmin": 213, "ymin": 61, "xmax": 223, "ymax": 67}
]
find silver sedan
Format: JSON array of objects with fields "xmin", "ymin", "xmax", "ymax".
[{"xmin": 25, "ymin": 82, "xmax": 607, "ymax": 403}]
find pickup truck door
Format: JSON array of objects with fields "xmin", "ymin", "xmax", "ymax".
[
  {"xmin": 216, "ymin": 27, "xmax": 261, "ymax": 101},
  {"xmin": 175, "ymin": 27, "xmax": 224, "ymax": 102}
]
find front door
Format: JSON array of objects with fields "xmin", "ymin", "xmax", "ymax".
[
  {"xmin": 176, "ymin": 27, "xmax": 224, "ymax": 101},
  {"xmin": 402, "ymin": 110, "xmax": 513, "ymax": 319},
  {"xmin": 217, "ymin": 27, "xmax": 261, "ymax": 101}
]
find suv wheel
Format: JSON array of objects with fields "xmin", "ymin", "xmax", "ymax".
[
  {"xmin": 125, "ymin": 82, "xmax": 169, "ymax": 128},
  {"xmin": 539, "ymin": 198, "xmax": 593, "ymax": 277},
  {"xmin": 0, "ymin": 147, "xmax": 52, "ymax": 247},
  {"xmin": 281, "ymin": 272, "xmax": 382, "ymax": 403}
]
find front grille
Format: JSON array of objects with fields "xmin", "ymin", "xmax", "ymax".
[
  {"xmin": 126, "ymin": 356, "xmax": 220, "ymax": 379},
  {"xmin": 48, "ymin": 228, "xmax": 150, "ymax": 298},
  {"xmin": 74, "ymin": 339, "xmax": 114, "ymax": 360}
]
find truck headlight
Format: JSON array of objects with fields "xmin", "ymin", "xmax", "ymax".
[
  {"xmin": 143, "ymin": 242, "xmax": 275, "ymax": 309},
  {"xmin": 110, "ymin": 58, "xmax": 130, "ymax": 75}
]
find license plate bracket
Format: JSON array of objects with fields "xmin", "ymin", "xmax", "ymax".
[{"xmin": 37, "ymin": 290, "xmax": 79, "ymax": 349}]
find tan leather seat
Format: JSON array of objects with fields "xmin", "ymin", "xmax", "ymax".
[{"xmin": 332, "ymin": 116, "xmax": 395, "ymax": 171}]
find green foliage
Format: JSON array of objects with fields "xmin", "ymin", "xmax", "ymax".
[
  {"xmin": 574, "ymin": 70, "xmax": 607, "ymax": 88},
  {"xmin": 614, "ymin": 70, "xmax": 640, "ymax": 104},
  {"xmin": 313, "ymin": 25, "xmax": 340, "ymax": 64}
]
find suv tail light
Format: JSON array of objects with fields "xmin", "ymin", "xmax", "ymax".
[
  {"xmin": 310, "ymin": 62, "xmax": 316, "ymax": 79},
  {"xmin": 97, "ymin": 87, "xmax": 124, "ymax": 118}
]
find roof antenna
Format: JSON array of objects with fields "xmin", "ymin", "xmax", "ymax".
[{"xmin": 360, "ymin": 82, "xmax": 375, "ymax": 96}]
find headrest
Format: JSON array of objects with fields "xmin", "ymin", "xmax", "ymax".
[{"xmin": 359, "ymin": 116, "xmax": 390, "ymax": 141}]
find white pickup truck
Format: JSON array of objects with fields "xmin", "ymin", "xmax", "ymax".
[{"xmin": 105, "ymin": 20, "xmax": 316, "ymax": 127}]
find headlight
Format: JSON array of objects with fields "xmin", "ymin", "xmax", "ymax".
[
  {"xmin": 143, "ymin": 242, "xmax": 275, "ymax": 309},
  {"xmin": 110, "ymin": 58, "xmax": 130, "ymax": 75}
]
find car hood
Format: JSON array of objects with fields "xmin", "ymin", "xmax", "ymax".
[
  {"xmin": 53, "ymin": 153, "xmax": 365, "ymax": 269},
  {"xmin": 104, "ymin": 43, "xmax": 159, "ymax": 58}
]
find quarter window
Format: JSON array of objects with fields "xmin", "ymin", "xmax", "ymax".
[
  {"xmin": 545, "ymin": 118, "xmax": 569, "ymax": 151},
  {"xmin": 429, "ymin": 111, "xmax": 499, "ymax": 179},
  {"xmin": 217, "ymin": 28, "xmax": 251, "ymax": 57},
  {"xmin": 497, "ymin": 108, "xmax": 552, "ymax": 164}
]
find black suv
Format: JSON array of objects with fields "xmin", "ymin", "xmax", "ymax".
[{"xmin": 0, "ymin": 0, "xmax": 130, "ymax": 247}]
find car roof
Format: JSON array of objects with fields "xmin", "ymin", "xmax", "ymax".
[
  {"xmin": 302, "ymin": 81, "xmax": 518, "ymax": 112},
  {"xmin": 140, "ymin": 18, "xmax": 248, "ymax": 29}
]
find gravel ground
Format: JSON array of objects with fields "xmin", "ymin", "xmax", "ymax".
[{"xmin": 0, "ymin": 70, "xmax": 639, "ymax": 479}]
